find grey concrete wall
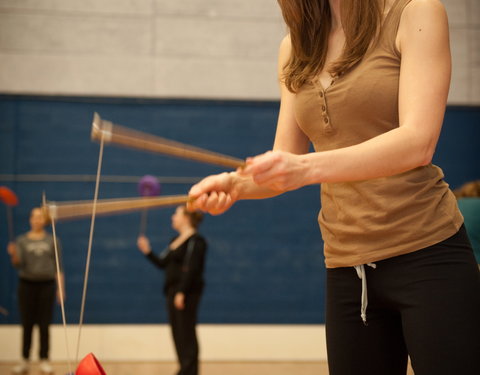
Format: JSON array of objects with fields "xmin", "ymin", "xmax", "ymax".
[
  {"xmin": 443, "ymin": 0, "xmax": 479, "ymax": 104},
  {"xmin": 0, "ymin": 0, "xmax": 478, "ymax": 104}
]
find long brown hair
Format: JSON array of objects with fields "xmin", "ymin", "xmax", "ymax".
[{"xmin": 277, "ymin": 0, "xmax": 384, "ymax": 92}]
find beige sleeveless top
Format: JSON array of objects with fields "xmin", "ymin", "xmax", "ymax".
[{"xmin": 294, "ymin": 0, "xmax": 463, "ymax": 268}]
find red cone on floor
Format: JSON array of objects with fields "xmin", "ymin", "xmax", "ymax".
[{"xmin": 76, "ymin": 353, "xmax": 106, "ymax": 375}]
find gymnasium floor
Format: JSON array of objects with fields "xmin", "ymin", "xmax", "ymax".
[
  {"xmin": 0, "ymin": 361, "xmax": 328, "ymax": 375},
  {"xmin": 0, "ymin": 360, "xmax": 416, "ymax": 375}
]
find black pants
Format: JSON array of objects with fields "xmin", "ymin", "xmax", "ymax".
[
  {"xmin": 167, "ymin": 291, "xmax": 202, "ymax": 375},
  {"xmin": 326, "ymin": 225, "xmax": 480, "ymax": 375},
  {"xmin": 18, "ymin": 279, "xmax": 56, "ymax": 360}
]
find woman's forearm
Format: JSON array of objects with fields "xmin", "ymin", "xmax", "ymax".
[
  {"xmin": 231, "ymin": 171, "xmax": 283, "ymax": 200},
  {"xmin": 303, "ymin": 125, "xmax": 436, "ymax": 184}
]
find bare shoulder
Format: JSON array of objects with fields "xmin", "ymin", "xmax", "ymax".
[
  {"xmin": 397, "ymin": 0, "xmax": 448, "ymax": 52},
  {"xmin": 279, "ymin": 34, "xmax": 291, "ymax": 50},
  {"xmin": 278, "ymin": 34, "xmax": 292, "ymax": 76},
  {"xmin": 401, "ymin": 0, "xmax": 448, "ymax": 27}
]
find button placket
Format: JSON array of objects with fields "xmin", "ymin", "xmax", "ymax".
[{"xmin": 319, "ymin": 89, "xmax": 333, "ymax": 134}]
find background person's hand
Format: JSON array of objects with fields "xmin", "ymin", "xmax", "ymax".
[
  {"xmin": 7, "ymin": 242, "xmax": 16, "ymax": 256},
  {"xmin": 137, "ymin": 235, "xmax": 152, "ymax": 255},
  {"xmin": 56, "ymin": 288, "xmax": 66, "ymax": 305},
  {"xmin": 174, "ymin": 292, "xmax": 185, "ymax": 310}
]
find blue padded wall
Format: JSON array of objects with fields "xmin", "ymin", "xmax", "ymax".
[{"xmin": 0, "ymin": 95, "xmax": 478, "ymax": 325}]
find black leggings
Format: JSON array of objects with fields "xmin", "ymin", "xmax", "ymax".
[
  {"xmin": 18, "ymin": 279, "xmax": 56, "ymax": 360},
  {"xmin": 167, "ymin": 291, "xmax": 202, "ymax": 375},
  {"xmin": 326, "ymin": 226, "xmax": 480, "ymax": 375}
]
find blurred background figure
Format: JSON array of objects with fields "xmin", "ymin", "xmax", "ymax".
[
  {"xmin": 137, "ymin": 205, "xmax": 207, "ymax": 375},
  {"xmin": 454, "ymin": 180, "xmax": 480, "ymax": 267},
  {"xmin": 7, "ymin": 207, "xmax": 64, "ymax": 374}
]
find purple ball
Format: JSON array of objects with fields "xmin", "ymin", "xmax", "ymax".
[{"xmin": 138, "ymin": 175, "xmax": 161, "ymax": 197}]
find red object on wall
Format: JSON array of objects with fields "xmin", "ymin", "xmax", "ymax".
[{"xmin": 0, "ymin": 186, "xmax": 18, "ymax": 206}]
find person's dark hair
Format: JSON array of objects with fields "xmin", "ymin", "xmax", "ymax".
[
  {"xmin": 182, "ymin": 206, "xmax": 204, "ymax": 229},
  {"xmin": 277, "ymin": 0, "xmax": 384, "ymax": 92}
]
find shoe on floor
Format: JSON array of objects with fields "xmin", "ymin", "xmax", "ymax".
[
  {"xmin": 40, "ymin": 360, "xmax": 53, "ymax": 374},
  {"xmin": 11, "ymin": 360, "xmax": 29, "ymax": 374}
]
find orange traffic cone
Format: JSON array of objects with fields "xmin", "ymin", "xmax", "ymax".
[{"xmin": 75, "ymin": 353, "xmax": 106, "ymax": 375}]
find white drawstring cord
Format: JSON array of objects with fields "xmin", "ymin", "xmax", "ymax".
[{"xmin": 354, "ymin": 263, "xmax": 377, "ymax": 324}]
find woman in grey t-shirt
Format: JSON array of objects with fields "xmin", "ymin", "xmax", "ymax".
[{"xmin": 7, "ymin": 207, "xmax": 63, "ymax": 374}]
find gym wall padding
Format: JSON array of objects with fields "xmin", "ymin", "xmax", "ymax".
[{"xmin": 0, "ymin": 95, "xmax": 478, "ymax": 325}]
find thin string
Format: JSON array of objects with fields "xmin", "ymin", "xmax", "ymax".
[
  {"xmin": 75, "ymin": 135, "xmax": 105, "ymax": 365},
  {"xmin": 51, "ymin": 217, "xmax": 73, "ymax": 375},
  {"xmin": 139, "ymin": 208, "xmax": 148, "ymax": 235}
]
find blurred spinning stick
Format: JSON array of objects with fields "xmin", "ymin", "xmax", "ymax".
[
  {"xmin": 0, "ymin": 186, "xmax": 19, "ymax": 242},
  {"xmin": 91, "ymin": 112, "xmax": 245, "ymax": 169},
  {"xmin": 43, "ymin": 194, "xmax": 190, "ymax": 222},
  {"xmin": 138, "ymin": 175, "xmax": 162, "ymax": 235}
]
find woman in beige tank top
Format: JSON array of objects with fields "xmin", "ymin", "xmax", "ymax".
[{"xmin": 188, "ymin": 1, "xmax": 480, "ymax": 374}]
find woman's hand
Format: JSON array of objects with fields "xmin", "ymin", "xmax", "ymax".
[
  {"xmin": 188, "ymin": 161, "xmax": 293, "ymax": 215},
  {"xmin": 56, "ymin": 272, "xmax": 66, "ymax": 305},
  {"xmin": 174, "ymin": 292, "xmax": 185, "ymax": 310},
  {"xmin": 7, "ymin": 242, "xmax": 20, "ymax": 265},
  {"xmin": 56, "ymin": 288, "xmax": 66, "ymax": 305},
  {"xmin": 137, "ymin": 235, "xmax": 152, "ymax": 255},
  {"xmin": 7, "ymin": 242, "xmax": 16, "ymax": 256},
  {"xmin": 188, "ymin": 172, "xmax": 239, "ymax": 215},
  {"xmin": 240, "ymin": 150, "xmax": 311, "ymax": 192}
]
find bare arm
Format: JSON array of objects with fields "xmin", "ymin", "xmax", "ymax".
[{"xmin": 244, "ymin": 0, "xmax": 451, "ymax": 190}]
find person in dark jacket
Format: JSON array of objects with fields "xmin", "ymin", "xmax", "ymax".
[{"xmin": 137, "ymin": 205, "xmax": 207, "ymax": 375}]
